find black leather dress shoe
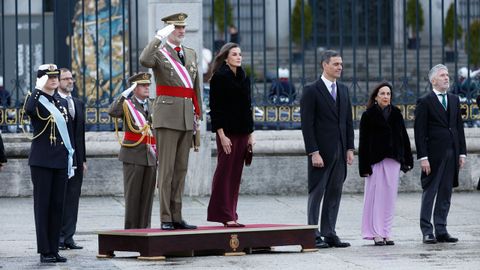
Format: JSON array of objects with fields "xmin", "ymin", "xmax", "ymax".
[
  {"xmin": 324, "ymin": 236, "xmax": 350, "ymax": 248},
  {"xmin": 58, "ymin": 244, "xmax": 66, "ymax": 250},
  {"xmin": 161, "ymin": 222, "xmax": 175, "ymax": 230},
  {"xmin": 40, "ymin": 253, "xmax": 56, "ymax": 263},
  {"xmin": 65, "ymin": 242, "xmax": 83, "ymax": 249},
  {"xmin": 423, "ymin": 234, "xmax": 437, "ymax": 244},
  {"xmin": 54, "ymin": 253, "xmax": 67, "ymax": 263},
  {"xmin": 173, "ymin": 220, "xmax": 197, "ymax": 230},
  {"xmin": 436, "ymin": 233, "xmax": 458, "ymax": 243},
  {"xmin": 315, "ymin": 237, "xmax": 330, "ymax": 249}
]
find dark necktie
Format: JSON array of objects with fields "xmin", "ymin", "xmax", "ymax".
[
  {"xmin": 439, "ymin": 93, "xmax": 447, "ymax": 110},
  {"xmin": 174, "ymin": 46, "xmax": 185, "ymax": 65}
]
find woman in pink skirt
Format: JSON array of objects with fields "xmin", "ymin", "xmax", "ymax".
[{"xmin": 358, "ymin": 81, "xmax": 413, "ymax": 246}]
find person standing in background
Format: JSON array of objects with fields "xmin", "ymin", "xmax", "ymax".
[{"xmin": 57, "ymin": 68, "xmax": 86, "ymax": 250}]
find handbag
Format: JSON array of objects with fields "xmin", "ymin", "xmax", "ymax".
[{"xmin": 244, "ymin": 144, "xmax": 253, "ymax": 166}]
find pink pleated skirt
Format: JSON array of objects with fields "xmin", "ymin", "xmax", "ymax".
[{"xmin": 361, "ymin": 158, "xmax": 401, "ymax": 240}]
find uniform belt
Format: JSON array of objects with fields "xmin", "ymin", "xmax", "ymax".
[
  {"xmin": 124, "ymin": 131, "xmax": 156, "ymax": 145},
  {"xmin": 156, "ymin": 85, "xmax": 200, "ymax": 116}
]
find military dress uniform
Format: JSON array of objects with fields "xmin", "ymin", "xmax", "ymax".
[
  {"xmin": 139, "ymin": 13, "xmax": 202, "ymax": 229},
  {"xmin": 25, "ymin": 64, "xmax": 74, "ymax": 263},
  {"xmin": 108, "ymin": 73, "xmax": 157, "ymax": 229}
]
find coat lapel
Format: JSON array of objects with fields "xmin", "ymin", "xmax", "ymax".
[
  {"xmin": 429, "ymin": 91, "xmax": 448, "ymax": 125},
  {"xmin": 316, "ymin": 79, "xmax": 338, "ymax": 116}
]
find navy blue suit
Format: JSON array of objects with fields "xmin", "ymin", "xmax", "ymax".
[
  {"xmin": 55, "ymin": 92, "xmax": 87, "ymax": 246},
  {"xmin": 26, "ymin": 89, "xmax": 73, "ymax": 255},
  {"xmin": 59, "ymin": 94, "xmax": 86, "ymax": 246},
  {"xmin": 301, "ymin": 79, "xmax": 354, "ymax": 238}
]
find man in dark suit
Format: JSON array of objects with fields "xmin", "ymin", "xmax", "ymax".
[
  {"xmin": 300, "ymin": 50, "xmax": 355, "ymax": 248},
  {"xmin": 57, "ymin": 68, "xmax": 86, "ymax": 250},
  {"xmin": 414, "ymin": 64, "xmax": 467, "ymax": 244}
]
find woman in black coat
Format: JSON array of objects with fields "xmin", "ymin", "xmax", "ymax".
[
  {"xmin": 358, "ymin": 81, "xmax": 413, "ymax": 246},
  {"xmin": 207, "ymin": 43, "xmax": 254, "ymax": 227}
]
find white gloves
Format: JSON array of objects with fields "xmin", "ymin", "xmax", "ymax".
[
  {"xmin": 122, "ymin": 82, "xmax": 137, "ymax": 98},
  {"xmin": 35, "ymin": 75, "xmax": 48, "ymax": 90},
  {"xmin": 155, "ymin": 24, "xmax": 175, "ymax": 41}
]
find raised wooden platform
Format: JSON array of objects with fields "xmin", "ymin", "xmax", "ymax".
[{"xmin": 97, "ymin": 224, "xmax": 318, "ymax": 260}]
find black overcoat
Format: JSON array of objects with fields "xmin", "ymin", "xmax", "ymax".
[{"xmin": 358, "ymin": 105, "xmax": 413, "ymax": 176}]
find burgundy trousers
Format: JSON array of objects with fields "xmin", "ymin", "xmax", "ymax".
[{"xmin": 207, "ymin": 133, "xmax": 249, "ymax": 223}]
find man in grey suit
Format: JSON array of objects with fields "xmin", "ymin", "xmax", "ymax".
[
  {"xmin": 139, "ymin": 13, "xmax": 202, "ymax": 230},
  {"xmin": 414, "ymin": 64, "xmax": 466, "ymax": 244},
  {"xmin": 300, "ymin": 50, "xmax": 354, "ymax": 248},
  {"xmin": 108, "ymin": 72, "xmax": 157, "ymax": 229}
]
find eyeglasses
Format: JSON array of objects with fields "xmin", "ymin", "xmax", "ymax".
[{"xmin": 60, "ymin": 77, "xmax": 75, "ymax": 82}]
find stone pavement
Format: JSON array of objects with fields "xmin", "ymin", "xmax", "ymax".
[{"xmin": 0, "ymin": 192, "xmax": 479, "ymax": 270}]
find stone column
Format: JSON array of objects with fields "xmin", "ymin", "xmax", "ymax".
[{"xmin": 144, "ymin": 0, "xmax": 212, "ymax": 196}]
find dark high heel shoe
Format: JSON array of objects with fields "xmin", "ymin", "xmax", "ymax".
[
  {"xmin": 223, "ymin": 221, "xmax": 245, "ymax": 227},
  {"xmin": 374, "ymin": 237, "xmax": 385, "ymax": 246},
  {"xmin": 384, "ymin": 238, "xmax": 395, "ymax": 245}
]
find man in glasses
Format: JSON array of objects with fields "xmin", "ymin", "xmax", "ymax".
[{"xmin": 56, "ymin": 68, "xmax": 87, "ymax": 251}]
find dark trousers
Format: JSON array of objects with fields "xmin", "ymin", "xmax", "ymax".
[
  {"xmin": 307, "ymin": 142, "xmax": 346, "ymax": 238},
  {"xmin": 207, "ymin": 134, "xmax": 248, "ymax": 223},
  {"xmin": 123, "ymin": 163, "xmax": 156, "ymax": 229},
  {"xmin": 31, "ymin": 166, "xmax": 67, "ymax": 254},
  {"xmin": 60, "ymin": 167, "xmax": 83, "ymax": 245},
  {"xmin": 420, "ymin": 148, "xmax": 455, "ymax": 236}
]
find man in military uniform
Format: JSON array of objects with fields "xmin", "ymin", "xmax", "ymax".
[
  {"xmin": 108, "ymin": 72, "xmax": 157, "ymax": 229},
  {"xmin": 26, "ymin": 64, "xmax": 74, "ymax": 263},
  {"xmin": 139, "ymin": 12, "xmax": 202, "ymax": 230}
]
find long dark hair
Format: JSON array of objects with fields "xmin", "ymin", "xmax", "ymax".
[
  {"xmin": 210, "ymin": 42, "xmax": 240, "ymax": 80},
  {"xmin": 366, "ymin": 81, "xmax": 393, "ymax": 109}
]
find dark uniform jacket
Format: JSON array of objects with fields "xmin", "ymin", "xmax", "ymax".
[
  {"xmin": 358, "ymin": 105, "xmax": 413, "ymax": 176},
  {"xmin": 26, "ymin": 89, "xmax": 74, "ymax": 169},
  {"xmin": 108, "ymin": 95, "xmax": 156, "ymax": 167}
]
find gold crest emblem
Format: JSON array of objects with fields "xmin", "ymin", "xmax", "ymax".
[
  {"xmin": 142, "ymin": 73, "xmax": 149, "ymax": 80},
  {"xmin": 229, "ymin": 234, "xmax": 240, "ymax": 251},
  {"xmin": 178, "ymin": 14, "xmax": 185, "ymax": 20},
  {"xmin": 48, "ymin": 64, "xmax": 56, "ymax": 71}
]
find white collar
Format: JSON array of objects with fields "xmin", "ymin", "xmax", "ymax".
[
  {"xmin": 433, "ymin": 89, "xmax": 447, "ymax": 95},
  {"xmin": 321, "ymin": 75, "xmax": 336, "ymax": 89},
  {"xmin": 57, "ymin": 91, "xmax": 72, "ymax": 99}
]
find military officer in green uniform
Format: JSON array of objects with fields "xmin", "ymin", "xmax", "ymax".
[
  {"xmin": 140, "ymin": 12, "xmax": 202, "ymax": 230},
  {"xmin": 108, "ymin": 72, "xmax": 157, "ymax": 229}
]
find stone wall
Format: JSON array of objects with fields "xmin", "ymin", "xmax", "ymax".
[{"xmin": 1, "ymin": 129, "xmax": 479, "ymax": 197}]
